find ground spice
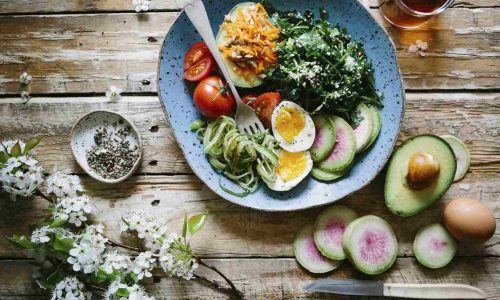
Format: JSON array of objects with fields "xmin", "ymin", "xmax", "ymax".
[{"xmin": 86, "ymin": 122, "xmax": 140, "ymax": 180}]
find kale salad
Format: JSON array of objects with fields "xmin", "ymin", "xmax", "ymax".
[{"xmin": 262, "ymin": 1, "xmax": 383, "ymax": 124}]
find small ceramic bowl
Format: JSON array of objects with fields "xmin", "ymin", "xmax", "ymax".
[{"xmin": 71, "ymin": 110, "xmax": 142, "ymax": 184}]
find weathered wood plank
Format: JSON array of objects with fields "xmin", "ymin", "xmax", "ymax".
[
  {"xmin": 1, "ymin": 171, "xmax": 498, "ymax": 258},
  {"xmin": 0, "ymin": 93, "xmax": 498, "ymax": 175},
  {"xmin": 0, "ymin": 0, "xmax": 496, "ymax": 14},
  {"xmin": 366, "ymin": 0, "xmax": 500, "ymax": 8},
  {"xmin": 1, "ymin": 258, "xmax": 499, "ymax": 299},
  {"xmin": 0, "ymin": 0, "xmax": 179, "ymax": 14},
  {"xmin": 0, "ymin": 9, "xmax": 498, "ymax": 94}
]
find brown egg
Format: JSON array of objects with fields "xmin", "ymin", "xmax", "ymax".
[{"xmin": 443, "ymin": 198, "xmax": 496, "ymax": 242}]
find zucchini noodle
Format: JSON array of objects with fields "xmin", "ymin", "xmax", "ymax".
[{"xmin": 192, "ymin": 116, "xmax": 279, "ymax": 194}]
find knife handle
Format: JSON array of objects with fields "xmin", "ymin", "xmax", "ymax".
[{"xmin": 384, "ymin": 283, "xmax": 487, "ymax": 299}]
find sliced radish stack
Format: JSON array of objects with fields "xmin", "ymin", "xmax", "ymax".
[
  {"xmin": 314, "ymin": 205, "xmax": 358, "ymax": 260},
  {"xmin": 413, "ymin": 223, "xmax": 457, "ymax": 269},
  {"xmin": 342, "ymin": 215, "xmax": 398, "ymax": 275},
  {"xmin": 293, "ymin": 223, "xmax": 342, "ymax": 273}
]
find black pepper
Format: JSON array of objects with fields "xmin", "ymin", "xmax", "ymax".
[{"xmin": 86, "ymin": 122, "xmax": 140, "ymax": 180}]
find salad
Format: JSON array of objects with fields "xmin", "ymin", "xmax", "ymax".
[{"xmin": 184, "ymin": 2, "xmax": 383, "ymax": 195}]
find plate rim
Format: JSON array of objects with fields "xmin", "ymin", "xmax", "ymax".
[{"xmin": 156, "ymin": 0, "xmax": 405, "ymax": 212}]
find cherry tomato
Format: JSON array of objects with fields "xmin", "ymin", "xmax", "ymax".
[
  {"xmin": 253, "ymin": 92, "xmax": 281, "ymax": 129},
  {"xmin": 242, "ymin": 94, "xmax": 258, "ymax": 107},
  {"xmin": 193, "ymin": 76, "xmax": 236, "ymax": 119},
  {"xmin": 184, "ymin": 42, "xmax": 214, "ymax": 81}
]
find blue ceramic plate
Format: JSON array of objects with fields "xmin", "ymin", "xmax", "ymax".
[{"xmin": 158, "ymin": 0, "xmax": 404, "ymax": 211}]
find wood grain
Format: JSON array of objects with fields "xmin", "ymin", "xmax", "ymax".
[
  {"xmin": 0, "ymin": 93, "xmax": 498, "ymax": 175},
  {"xmin": 1, "ymin": 258, "xmax": 499, "ymax": 299},
  {"xmin": 1, "ymin": 171, "xmax": 498, "ymax": 258},
  {"xmin": 0, "ymin": 0, "xmax": 496, "ymax": 14},
  {"xmin": 0, "ymin": 9, "xmax": 498, "ymax": 94}
]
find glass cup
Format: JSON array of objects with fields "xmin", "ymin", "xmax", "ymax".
[{"xmin": 378, "ymin": 0, "xmax": 455, "ymax": 29}]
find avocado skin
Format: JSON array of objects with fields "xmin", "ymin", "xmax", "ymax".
[{"xmin": 384, "ymin": 134, "xmax": 457, "ymax": 217}]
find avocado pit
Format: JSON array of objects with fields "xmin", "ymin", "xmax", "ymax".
[{"xmin": 406, "ymin": 152, "xmax": 440, "ymax": 190}]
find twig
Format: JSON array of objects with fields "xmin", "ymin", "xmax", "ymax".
[
  {"xmin": 35, "ymin": 189, "xmax": 52, "ymax": 202},
  {"xmin": 105, "ymin": 236, "xmax": 142, "ymax": 252},
  {"xmin": 193, "ymin": 274, "xmax": 237, "ymax": 297},
  {"xmin": 197, "ymin": 258, "xmax": 242, "ymax": 299}
]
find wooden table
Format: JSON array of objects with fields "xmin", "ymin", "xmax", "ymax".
[{"xmin": 0, "ymin": 0, "xmax": 498, "ymax": 299}]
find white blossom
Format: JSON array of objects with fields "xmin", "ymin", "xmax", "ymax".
[
  {"xmin": 51, "ymin": 276, "xmax": 89, "ymax": 300},
  {"xmin": 132, "ymin": 0, "xmax": 151, "ymax": 13},
  {"xmin": 105, "ymin": 86, "xmax": 122, "ymax": 101},
  {"xmin": 105, "ymin": 281, "xmax": 155, "ymax": 300},
  {"xmin": 158, "ymin": 234, "xmax": 197, "ymax": 280},
  {"xmin": 31, "ymin": 226, "xmax": 75, "ymax": 244},
  {"xmin": 131, "ymin": 251, "xmax": 156, "ymax": 280},
  {"xmin": 21, "ymin": 91, "xmax": 31, "ymax": 103},
  {"xmin": 67, "ymin": 224, "xmax": 108, "ymax": 274},
  {"xmin": 120, "ymin": 210, "xmax": 168, "ymax": 250},
  {"xmin": 53, "ymin": 195, "xmax": 93, "ymax": 227},
  {"xmin": 101, "ymin": 251, "xmax": 133, "ymax": 274},
  {"xmin": 46, "ymin": 168, "xmax": 84, "ymax": 198},
  {"xmin": 408, "ymin": 40, "xmax": 428, "ymax": 57},
  {"xmin": 0, "ymin": 156, "xmax": 43, "ymax": 201},
  {"xmin": 20, "ymin": 72, "xmax": 32, "ymax": 85}
]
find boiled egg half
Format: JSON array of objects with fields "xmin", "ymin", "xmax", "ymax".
[
  {"xmin": 264, "ymin": 149, "xmax": 313, "ymax": 191},
  {"xmin": 271, "ymin": 101, "xmax": 315, "ymax": 152}
]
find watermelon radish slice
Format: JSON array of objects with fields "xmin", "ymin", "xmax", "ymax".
[
  {"xmin": 317, "ymin": 116, "xmax": 356, "ymax": 173},
  {"xmin": 413, "ymin": 223, "xmax": 457, "ymax": 269},
  {"xmin": 314, "ymin": 205, "xmax": 358, "ymax": 260},
  {"xmin": 440, "ymin": 134, "xmax": 470, "ymax": 181},
  {"xmin": 311, "ymin": 115, "xmax": 336, "ymax": 162},
  {"xmin": 361, "ymin": 106, "xmax": 382, "ymax": 152},
  {"xmin": 293, "ymin": 223, "xmax": 342, "ymax": 273},
  {"xmin": 342, "ymin": 215, "xmax": 397, "ymax": 275},
  {"xmin": 310, "ymin": 166, "xmax": 351, "ymax": 182},
  {"xmin": 353, "ymin": 103, "xmax": 374, "ymax": 153}
]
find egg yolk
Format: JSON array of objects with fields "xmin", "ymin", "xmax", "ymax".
[
  {"xmin": 277, "ymin": 150, "xmax": 308, "ymax": 182},
  {"xmin": 276, "ymin": 106, "xmax": 305, "ymax": 143}
]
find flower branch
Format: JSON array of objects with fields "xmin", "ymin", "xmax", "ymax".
[{"xmin": 1, "ymin": 138, "xmax": 240, "ymax": 300}]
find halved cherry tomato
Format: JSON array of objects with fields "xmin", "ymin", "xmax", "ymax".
[
  {"xmin": 193, "ymin": 76, "xmax": 236, "ymax": 119},
  {"xmin": 253, "ymin": 92, "xmax": 281, "ymax": 129},
  {"xmin": 184, "ymin": 42, "xmax": 214, "ymax": 82},
  {"xmin": 242, "ymin": 94, "xmax": 258, "ymax": 107}
]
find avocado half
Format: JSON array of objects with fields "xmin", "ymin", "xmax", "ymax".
[
  {"xmin": 384, "ymin": 134, "xmax": 457, "ymax": 217},
  {"xmin": 216, "ymin": 2, "xmax": 265, "ymax": 88}
]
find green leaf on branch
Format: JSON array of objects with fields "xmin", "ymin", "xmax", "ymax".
[
  {"xmin": 53, "ymin": 234, "xmax": 74, "ymax": 253},
  {"xmin": 188, "ymin": 212, "xmax": 208, "ymax": 236},
  {"xmin": 0, "ymin": 151, "xmax": 8, "ymax": 163},
  {"xmin": 116, "ymin": 287, "xmax": 130, "ymax": 297},
  {"xmin": 24, "ymin": 137, "xmax": 41, "ymax": 154},
  {"xmin": 10, "ymin": 141, "xmax": 21, "ymax": 157},
  {"xmin": 50, "ymin": 217, "xmax": 67, "ymax": 228},
  {"xmin": 125, "ymin": 272, "xmax": 139, "ymax": 285},
  {"xmin": 46, "ymin": 269, "xmax": 66, "ymax": 286},
  {"xmin": 182, "ymin": 211, "xmax": 188, "ymax": 238},
  {"xmin": 93, "ymin": 268, "xmax": 109, "ymax": 284},
  {"xmin": 6, "ymin": 235, "xmax": 37, "ymax": 249}
]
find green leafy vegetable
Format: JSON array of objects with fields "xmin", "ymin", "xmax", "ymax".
[{"xmin": 262, "ymin": 1, "xmax": 382, "ymax": 124}]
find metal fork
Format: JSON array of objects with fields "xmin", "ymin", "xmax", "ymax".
[{"xmin": 176, "ymin": 0, "xmax": 265, "ymax": 134}]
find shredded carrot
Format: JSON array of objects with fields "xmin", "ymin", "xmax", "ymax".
[{"xmin": 218, "ymin": 3, "xmax": 279, "ymax": 77}]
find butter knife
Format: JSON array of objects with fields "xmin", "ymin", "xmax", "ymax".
[{"xmin": 304, "ymin": 279, "xmax": 487, "ymax": 299}]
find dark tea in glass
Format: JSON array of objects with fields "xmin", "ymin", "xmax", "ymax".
[{"xmin": 379, "ymin": 0, "xmax": 454, "ymax": 29}]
